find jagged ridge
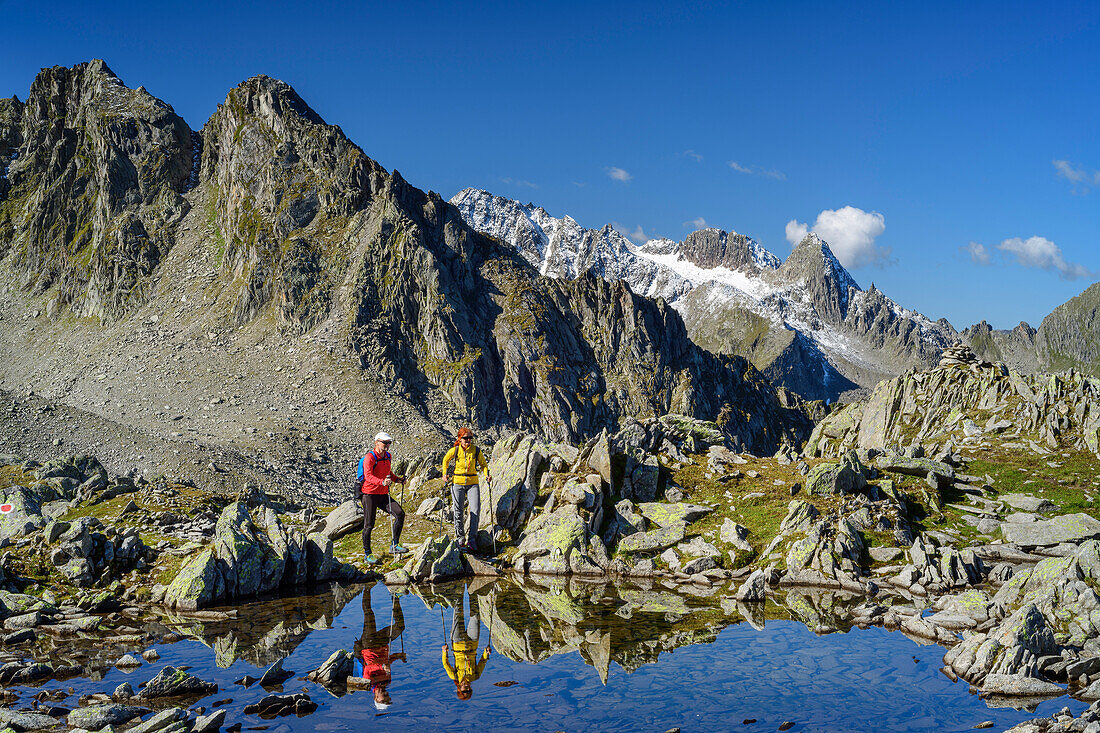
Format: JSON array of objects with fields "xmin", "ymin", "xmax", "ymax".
[
  {"xmin": 451, "ymin": 189, "xmax": 957, "ymax": 402},
  {"xmin": 0, "ymin": 61, "xmax": 812, "ymax": 452}
]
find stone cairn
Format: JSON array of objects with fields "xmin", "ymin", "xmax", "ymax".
[{"xmin": 937, "ymin": 341, "xmax": 979, "ymax": 367}]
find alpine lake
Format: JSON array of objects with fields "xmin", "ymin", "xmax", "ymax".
[{"xmin": 16, "ymin": 576, "xmax": 1088, "ymax": 732}]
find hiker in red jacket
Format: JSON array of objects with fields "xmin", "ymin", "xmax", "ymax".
[{"xmin": 356, "ymin": 431, "xmax": 407, "ymax": 564}]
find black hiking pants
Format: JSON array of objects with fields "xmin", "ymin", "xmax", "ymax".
[{"xmin": 361, "ymin": 492, "xmax": 404, "ymax": 552}]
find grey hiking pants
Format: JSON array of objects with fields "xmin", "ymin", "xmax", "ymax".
[
  {"xmin": 451, "ymin": 482, "xmax": 480, "ymax": 543},
  {"xmin": 450, "ymin": 601, "xmax": 480, "ymax": 646}
]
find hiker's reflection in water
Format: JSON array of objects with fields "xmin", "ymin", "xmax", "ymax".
[
  {"xmin": 442, "ymin": 583, "xmax": 491, "ymax": 700},
  {"xmin": 355, "ymin": 589, "xmax": 406, "ymax": 710}
]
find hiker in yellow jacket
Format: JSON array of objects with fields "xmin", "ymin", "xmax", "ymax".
[
  {"xmin": 441, "ymin": 584, "xmax": 491, "ymax": 700},
  {"xmin": 441, "ymin": 427, "xmax": 492, "ymax": 552}
]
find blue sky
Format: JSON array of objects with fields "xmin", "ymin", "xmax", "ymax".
[{"xmin": 3, "ymin": 0, "xmax": 1098, "ymax": 329}]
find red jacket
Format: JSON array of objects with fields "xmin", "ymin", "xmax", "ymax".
[{"xmin": 358, "ymin": 451, "xmax": 398, "ymax": 495}]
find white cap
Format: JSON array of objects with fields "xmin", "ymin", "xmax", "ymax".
[
  {"xmin": 374, "ymin": 432, "xmax": 393, "ymax": 443},
  {"xmin": 374, "ymin": 699, "xmax": 391, "ymax": 710}
]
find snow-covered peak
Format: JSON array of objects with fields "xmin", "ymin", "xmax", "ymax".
[{"xmin": 451, "ymin": 187, "xmax": 955, "ymax": 400}]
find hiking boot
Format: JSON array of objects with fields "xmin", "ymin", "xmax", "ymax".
[
  {"xmin": 365, "ymin": 553, "xmax": 379, "ymax": 565},
  {"xmin": 391, "ymin": 543, "xmax": 409, "ymax": 555}
]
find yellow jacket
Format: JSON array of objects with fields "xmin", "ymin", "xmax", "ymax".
[
  {"xmin": 442, "ymin": 445, "xmax": 489, "ymax": 486},
  {"xmin": 443, "ymin": 640, "xmax": 489, "ymax": 683}
]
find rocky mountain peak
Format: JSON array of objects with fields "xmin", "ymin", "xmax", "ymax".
[
  {"xmin": 454, "ymin": 189, "xmax": 956, "ymax": 402},
  {"xmin": 221, "ymin": 74, "xmax": 326, "ymax": 130},
  {"xmin": 775, "ymin": 233, "xmax": 861, "ymax": 322},
  {"xmin": 1014, "ymin": 321, "xmax": 1037, "ymax": 338},
  {"xmin": 200, "ymin": 74, "xmax": 381, "ymax": 323},
  {"xmin": 679, "ymin": 228, "xmax": 778, "ymax": 272},
  {"xmin": 0, "ymin": 59, "xmax": 193, "ymax": 319}
]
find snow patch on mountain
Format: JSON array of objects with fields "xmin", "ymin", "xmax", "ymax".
[{"xmin": 452, "ymin": 187, "xmax": 954, "ymax": 396}]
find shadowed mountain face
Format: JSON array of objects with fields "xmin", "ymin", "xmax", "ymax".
[
  {"xmin": 452, "ymin": 189, "xmax": 958, "ymax": 403},
  {"xmin": 0, "ymin": 60, "xmax": 193, "ymax": 319},
  {"xmin": 963, "ymin": 281, "xmax": 1100, "ymax": 377},
  {"xmin": 0, "ymin": 61, "xmax": 811, "ymax": 453}
]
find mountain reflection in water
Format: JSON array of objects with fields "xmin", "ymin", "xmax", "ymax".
[{"xmin": 48, "ymin": 578, "xmax": 1089, "ymax": 731}]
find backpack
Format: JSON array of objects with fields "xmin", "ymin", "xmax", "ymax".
[{"xmin": 354, "ymin": 450, "xmax": 390, "ymax": 498}]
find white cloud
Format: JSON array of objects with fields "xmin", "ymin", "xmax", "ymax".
[
  {"xmin": 683, "ymin": 217, "xmax": 707, "ymax": 230},
  {"xmin": 606, "ymin": 166, "xmax": 632, "ymax": 183},
  {"xmin": 784, "ymin": 220, "xmax": 809, "ymax": 247},
  {"xmin": 682, "ymin": 149, "xmax": 703, "ymax": 162},
  {"xmin": 785, "ymin": 206, "xmax": 889, "ymax": 268},
  {"xmin": 997, "ymin": 236, "xmax": 1092, "ymax": 280},
  {"xmin": 571, "ymin": 181, "xmax": 587, "ymax": 187},
  {"xmin": 500, "ymin": 177, "xmax": 538, "ymax": 189},
  {"xmin": 613, "ymin": 222, "xmax": 650, "ymax": 244},
  {"xmin": 729, "ymin": 160, "xmax": 786, "ymax": 180},
  {"xmin": 964, "ymin": 241, "xmax": 992, "ymax": 265},
  {"xmin": 1053, "ymin": 159, "xmax": 1100, "ymax": 189}
]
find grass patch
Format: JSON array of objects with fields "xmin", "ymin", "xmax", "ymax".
[
  {"xmin": 668, "ymin": 454, "xmax": 844, "ymax": 565},
  {"xmin": 0, "ymin": 465, "xmax": 35, "ymax": 491}
]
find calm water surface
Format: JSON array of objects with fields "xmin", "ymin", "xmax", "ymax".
[{"xmin": 33, "ymin": 578, "xmax": 1087, "ymax": 732}]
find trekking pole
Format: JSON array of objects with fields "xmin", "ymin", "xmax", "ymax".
[
  {"xmin": 488, "ymin": 476, "xmax": 496, "ymax": 557},
  {"xmin": 439, "ymin": 480, "xmax": 448, "ymax": 537}
]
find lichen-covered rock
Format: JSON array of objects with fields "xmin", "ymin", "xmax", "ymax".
[
  {"xmin": 318, "ymin": 500, "xmax": 362, "ymax": 540},
  {"xmin": 515, "ymin": 505, "xmax": 602, "ymax": 575},
  {"xmin": 405, "ymin": 536, "xmax": 464, "ymax": 582},
  {"xmin": 0, "ymin": 487, "xmax": 48, "ymax": 540},
  {"xmin": 602, "ymin": 499, "xmax": 646, "ymax": 545},
  {"xmin": 617, "ymin": 523, "xmax": 686, "ymax": 554},
  {"xmin": 304, "ymin": 532, "xmax": 334, "ymax": 581},
  {"xmin": 637, "ymin": 502, "xmax": 712, "ymax": 528},
  {"xmin": 944, "ymin": 604, "xmax": 1057, "ymax": 684},
  {"xmin": 163, "ymin": 548, "xmax": 223, "ymax": 612},
  {"xmin": 487, "ymin": 433, "xmax": 547, "ymax": 535},
  {"xmin": 896, "ymin": 535, "xmax": 986, "ymax": 592},
  {"xmin": 720, "ymin": 518, "xmax": 753, "ymax": 553},
  {"xmin": 67, "ymin": 704, "xmax": 147, "ymax": 729},
  {"xmin": 0, "ymin": 708, "xmax": 62, "ymax": 731},
  {"xmin": 734, "ymin": 570, "xmax": 767, "ymax": 601},
  {"xmin": 163, "ymin": 502, "xmax": 347, "ymax": 610},
  {"xmin": 990, "ymin": 541, "xmax": 1100, "ymax": 647},
  {"xmin": 806, "ymin": 451, "xmax": 869, "ymax": 496},
  {"xmin": 978, "ymin": 673, "xmax": 1064, "ymax": 697},
  {"xmin": 1001, "ymin": 513, "xmax": 1100, "ymax": 547}
]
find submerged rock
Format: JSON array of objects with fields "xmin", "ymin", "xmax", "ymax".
[
  {"xmin": 306, "ymin": 649, "xmax": 352, "ymax": 686},
  {"xmin": 138, "ymin": 666, "xmax": 218, "ymax": 699},
  {"xmin": 67, "ymin": 705, "xmax": 147, "ymax": 730},
  {"xmin": 243, "ymin": 693, "xmax": 317, "ymax": 716}
]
